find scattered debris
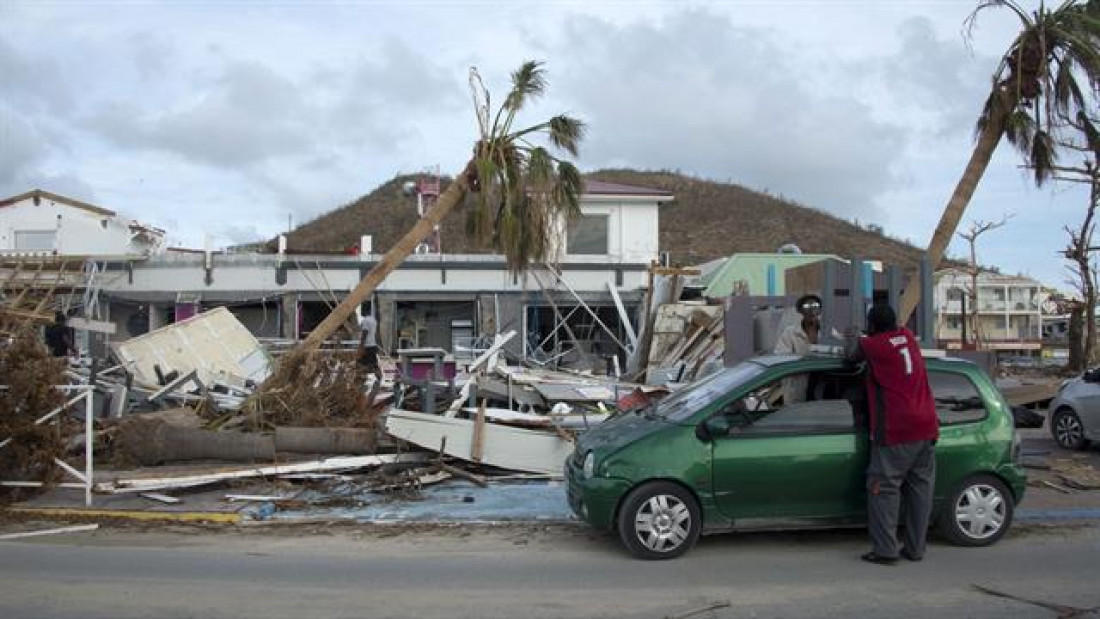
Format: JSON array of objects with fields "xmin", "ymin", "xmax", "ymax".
[
  {"xmin": 385, "ymin": 409, "xmax": 573, "ymax": 476},
  {"xmin": 971, "ymin": 584, "xmax": 1100, "ymax": 618},
  {"xmin": 139, "ymin": 492, "xmax": 181, "ymax": 504},
  {"xmin": 0, "ymin": 524, "xmax": 99, "ymax": 541},
  {"xmin": 665, "ymin": 601, "xmax": 733, "ymax": 619},
  {"xmin": 96, "ymin": 453, "xmax": 430, "ymax": 494}
]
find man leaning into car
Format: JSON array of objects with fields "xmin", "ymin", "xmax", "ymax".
[{"xmin": 846, "ymin": 304, "xmax": 940, "ymax": 566}]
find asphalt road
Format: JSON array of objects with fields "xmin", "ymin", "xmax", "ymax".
[{"xmin": 0, "ymin": 522, "xmax": 1097, "ymax": 619}]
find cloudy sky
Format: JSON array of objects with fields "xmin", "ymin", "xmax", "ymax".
[{"xmin": 0, "ymin": 0, "xmax": 1091, "ymax": 290}]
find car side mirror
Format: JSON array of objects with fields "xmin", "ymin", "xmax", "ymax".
[{"xmin": 696, "ymin": 416, "xmax": 732, "ymax": 442}]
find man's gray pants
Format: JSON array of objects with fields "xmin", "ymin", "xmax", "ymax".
[{"xmin": 867, "ymin": 440, "xmax": 936, "ymax": 559}]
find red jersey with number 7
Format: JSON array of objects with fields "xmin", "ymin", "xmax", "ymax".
[{"xmin": 859, "ymin": 327, "xmax": 939, "ymax": 446}]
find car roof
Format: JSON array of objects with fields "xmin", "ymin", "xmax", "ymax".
[{"xmin": 750, "ymin": 351, "xmax": 976, "ymax": 370}]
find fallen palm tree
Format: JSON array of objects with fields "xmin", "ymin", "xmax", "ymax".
[{"xmin": 244, "ymin": 60, "xmax": 585, "ymax": 426}]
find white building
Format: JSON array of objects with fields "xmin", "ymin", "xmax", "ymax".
[
  {"xmin": 933, "ymin": 268, "xmax": 1044, "ymax": 355},
  {"xmin": 0, "ymin": 189, "xmax": 165, "ymax": 257}
]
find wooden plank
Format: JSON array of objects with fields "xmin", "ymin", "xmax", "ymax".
[
  {"xmin": 1000, "ymin": 382, "xmax": 1060, "ymax": 407},
  {"xmin": 650, "ymin": 266, "xmax": 702, "ymax": 277},
  {"xmin": 471, "ymin": 399, "xmax": 487, "ymax": 462},
  {"xmin": 97, "ymin": 453, "xmax": 429, "ymax": 493},
  {"xmin": 0, "ymin": 524, "xmax": 99, "ymax": 540},
  {"xmin": 140, "ymin": 492, "xmax": 182, "ymax": 504}
]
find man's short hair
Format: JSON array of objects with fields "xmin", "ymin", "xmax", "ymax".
[
  {"xmin": 867, "ymin": 304, "xmax": 897, "ymax": 334},
  {"xmin": 54, "ymin": 311, "xmax": 66, "ymax": 324},
  {"xmin": 795, "ymin": 294, "xmax": 823, "ymax": 313}
]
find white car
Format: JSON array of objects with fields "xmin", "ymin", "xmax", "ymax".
[{"xmin": 1049, "ymin": 369, "xmax": 1100, "ymax": 450}]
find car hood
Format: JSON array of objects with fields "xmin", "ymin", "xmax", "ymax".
[{"xmin": 576, "ymin": 411, "xmax": 670, "ymax": 455}]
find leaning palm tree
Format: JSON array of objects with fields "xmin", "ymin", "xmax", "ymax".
[
  {"xmin": 302, "ymin": 61, "xmax": 585, "ymax": 349},
  {"xmin": 897, "ymin": 0, "xmax": 1100, "ymax": 323}
]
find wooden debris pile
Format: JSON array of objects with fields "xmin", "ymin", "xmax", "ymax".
[
  {"xmin": 643, "ymin": 303, "xmax": 725, "ymax": 384},
  {"xmin": 240, "ymin": 347, "xmax": 382, "ymax": 430}
]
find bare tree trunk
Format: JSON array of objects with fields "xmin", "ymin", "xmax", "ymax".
[
  {"xmin": 898, "ymin": 99, "xmax": 1011, "ymax": 325},
  {"xmin": 1068, "ymin": 306, "xmax": 1085, "ymax": 372},
  {"xmin": 1086, "ymin": 275, "xmax": 1097, "ymax": 366},
  {"xmin": 970, "ymin": 243, "xmax": 980, "ymax": 349},
  {"xmin": 302, "ymin": 171, "xmax": 471, "ymax": 349}
]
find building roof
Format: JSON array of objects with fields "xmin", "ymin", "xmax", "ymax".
[
  {"xmin": 0, "ymin": 189, "xmax": 117, "ymax": 218},
  {"xmin": 582, "ymin": 180, "xmax": 673, "ymax": 199},
  {"xmin": 699, "ymin": 253, "xmax": 839, "ymax": 298},
  {"xmin": 935, "ymin": 267, "xmax": 1041, "ymax": 286}
]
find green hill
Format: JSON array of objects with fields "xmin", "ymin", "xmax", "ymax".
[{"xmin": 279, "ymin": 169, "xmax": 930, "ymax": 269}]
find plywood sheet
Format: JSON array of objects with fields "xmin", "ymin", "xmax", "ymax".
[{"xmin": 112, "ymin": 307, "xmax": 271, "ymax": 388}]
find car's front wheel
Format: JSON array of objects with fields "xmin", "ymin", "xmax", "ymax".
[
  {"xmin": 938, "ymin": 475, "xmax": 1014, "ymax": 547},
  {"xmin": 617, "ymin": 481, "xmax": 701, "ymax": 560},
  {"xmin": 1051, "ymin": 408, "xmax": 1088, "ymax": 450}
]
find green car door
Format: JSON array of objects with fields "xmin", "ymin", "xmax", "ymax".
[{"xmin": 708, "ymin": 369, "xmax": 869, "ymax": 522}]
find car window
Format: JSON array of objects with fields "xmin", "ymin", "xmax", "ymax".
[
  {"xmin": 930, "ymin": 371, "xmax": 988, "ymax": 425},
  {"xmin": 652, "ymin": 362, "xmax": 765, "ymax": 422},
  {"xmin": 741, "ymin": 400, "xmax": 855, "ymax": 435},
  {"xmin": 715, "ymin": 371, "xmax": 859, "ymax": 435}
]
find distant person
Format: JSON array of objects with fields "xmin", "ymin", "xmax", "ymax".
[
  {"xmin": 357, "ymin": 311, "xmax": 382, "ymax": 385},
  {"xmin": 44, "ymin": 311, "xmax": 75, "ymax": 358},
  {"xmin": 774, "ymin": 294, "xmax": 823, "ymax": 403},
  {"xmin": 847, "ymin": 304, "xmax": 939, "ymax": 566}
]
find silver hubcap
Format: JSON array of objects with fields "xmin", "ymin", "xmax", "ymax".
[
  {"xmin": 955, "ymin": 483, "xmax": 1006, "ymax": 540},
  {"xmin": 634, "ymin": 494, "xmax": 691, "ymax": 552},
  {"xmin": 1055, "ymin": 414, "xmax": 1083, "ymax": 447}
]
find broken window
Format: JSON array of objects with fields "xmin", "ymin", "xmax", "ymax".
[
  {"xmin": 930, "ymin": 371, "xmax": 988, "ymax": 425},
  {"xmin": 566, "ymin": 214, "xmax": 608, "ymax": 255}
]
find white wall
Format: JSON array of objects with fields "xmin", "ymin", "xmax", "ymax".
[
  {"xmin": 548, "ymin": 199, "xmax": 659, "ymax": 264},
  {"xmin": 109, "ymin": 256, "xmax": 648, "ymax": 298},
  {"xmin": 0, "ymin": 196, "xmax": 158, "ymax": 256}
]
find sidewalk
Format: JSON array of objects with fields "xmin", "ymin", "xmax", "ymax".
[{"xmin": 7, "ymin": 431, "xmax": 1100, "ymax": 527}]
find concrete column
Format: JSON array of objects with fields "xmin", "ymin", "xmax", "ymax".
[
  {"xmin": 148, "ymin": 304, "xmax": 166, "ymax": 332},
  {"xmin": 376, "ymin": 294, "xmax": 396, "ymax": 353},
  {"xmin": 280, "ymin": 293, "xmax": 298, "ymax": 340}
]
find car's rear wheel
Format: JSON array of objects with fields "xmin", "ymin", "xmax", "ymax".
[
  {"xmin": 1051, "ymin": 408, "xmax": 1088, "ymax": 450},
  {"xmin": 617, "ymin": 481, "xmax": 701, "ymax": 560},
  {"xmin": 938, "ymin": 475, "xmax": 1014, "ymax": 547}
]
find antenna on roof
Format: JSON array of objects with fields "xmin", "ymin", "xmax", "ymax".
[{"xmin": 407, "ymin": 166, "xmax": 442, "ymax": 254}]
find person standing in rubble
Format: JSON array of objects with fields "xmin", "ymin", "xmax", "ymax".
[
  {"xmin": 846, "ymin": 304, "xmax": 939, "ymax": 566},
  {"xmin": 774, "ymin": 294, "xmax": 822, "ymax": 403},
  {"xmin": 357, "ymin": 309, "xmax": 383, "ymax": 385},
  {"xmin": 43, "ymin": 311, "xmax": 75, "ymax": 358}
]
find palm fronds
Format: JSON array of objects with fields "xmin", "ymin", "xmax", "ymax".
[{"xmin": 465, "ymin": 60, "xmax": 586, "ymax": 274}]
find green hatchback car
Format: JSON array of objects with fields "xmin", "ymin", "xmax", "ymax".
[{"xmin": 565, "ymin": 354, "xmax": 1026, "ymax": 559}]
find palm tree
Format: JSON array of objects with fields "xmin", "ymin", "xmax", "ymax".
[
  {"xmin": 301, "ymin": 61, "xmax": 585, "ymax": 349},
  {"xmin": 897, "ymin": 0, "xmax": 1100, "ymax": 324}
]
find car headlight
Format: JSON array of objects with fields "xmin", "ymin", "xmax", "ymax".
[{"xmin": 582, "ymin": 451, "xmax": 596, "ymax": 479}]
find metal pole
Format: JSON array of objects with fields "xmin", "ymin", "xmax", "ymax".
[
  {"xmin": 850, "ymin": 256, "xmax": 863, "ymax": 331},
  {"xmin": 887, "ymin": 265, "xmax": 901, "ymax": 311},
  {"xmin": 84, "ymin": 386, "xmax": 93, "ymax": 507}
]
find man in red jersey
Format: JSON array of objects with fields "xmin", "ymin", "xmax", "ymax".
[{"xmin": 847, "ymin": 304, "xmax": 939, "ymax": 565}]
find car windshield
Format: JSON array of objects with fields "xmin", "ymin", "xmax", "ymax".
[{"xmin": 650, "ymin": 362, "xmax": 766, "ymax": 422}]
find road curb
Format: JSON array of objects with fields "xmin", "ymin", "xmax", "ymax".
[{"xmin": 7, "ymin": 506, "xmax": 242, "ymax": 524}]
